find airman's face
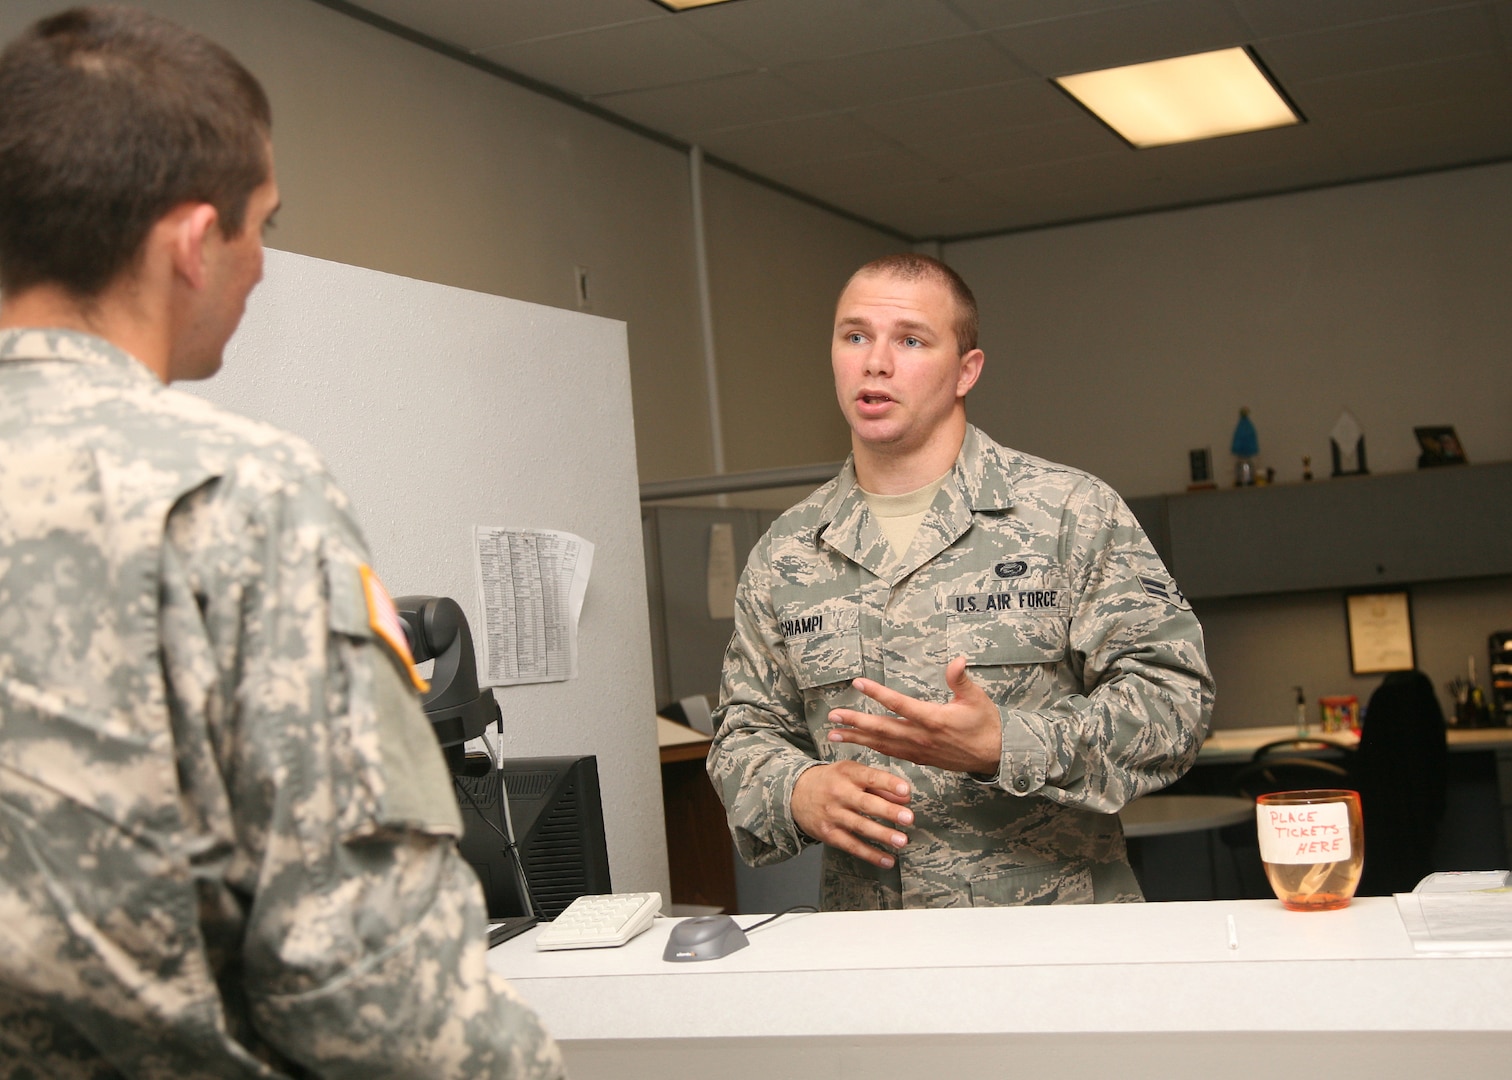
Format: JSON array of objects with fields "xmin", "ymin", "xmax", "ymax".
[{"xmin": 831, "ymin": 272, "xmax": 982, "ymax": 457}]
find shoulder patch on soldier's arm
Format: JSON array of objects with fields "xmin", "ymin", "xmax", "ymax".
[{"xmin": 360, "ymin": 564, "xmax": 430, "ymax": 693}]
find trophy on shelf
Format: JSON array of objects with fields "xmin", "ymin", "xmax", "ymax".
[{"xmin": 1330, "ymin": 410, "xmax": 1368, "ymax": 477}]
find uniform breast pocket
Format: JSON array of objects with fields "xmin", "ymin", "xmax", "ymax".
[
  {"xmin": 785, "ymin": 626, "xmax": 864, "ymax": 690},
  {"xmin": 946, "ymin": 624, "xmax": 1067, "ymax": 707}
]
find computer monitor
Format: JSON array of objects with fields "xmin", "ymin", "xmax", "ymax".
[{"xmin": 455, "ymin": 755, "xmax": 612, "ymax": 920}]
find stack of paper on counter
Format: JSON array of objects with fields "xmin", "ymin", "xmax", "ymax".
[{"xmin": 1395, "ymin": 871, "xmax": 1512, "ymax": 954}]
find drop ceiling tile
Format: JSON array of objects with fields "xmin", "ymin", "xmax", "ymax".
[
  {"xmin": 974, "ymin": 187, "xmax": 1171, "ymax": 231},
  {"xmin": 759, "ymin": 149, "xmax": 956, "ymax": 197},
  {"xmin": 963, "ymin": 150, "xmax": 1200, "ymax": 228},
  {"xmin": 693, "ymin": 113, "xmax": 892, "ymax": 168},
  {"xmin": 949, "ymin": 0, "xmax": 1155, "ymax": 32},
  {"xmin": 1288, "ymin": 51, "xmax": 1509, "ymax": 119},
  {"xmin": 1152, "ymin": 142, "xmax": 1352, "ymax": 202},
  {"xmin": 478, "ymin": 18, "xmax": 754, "ymax": 97},
  {"xmin": 1136, "ymin": 118, "xmax": 1341, "ymax": 176},
  {"xmin": 681, "ymin": 0, "xmax": 977, "ymax": 67},
  {"xmin": 774, "ymin": 34, "xmax": 1027, "ymax": 111},
  {"xmin": 346, "ymin": 0, "xmax": 665, "ymax": 53},
  {"xmin": 906, "ymin": 117, "xmax": 1123, "ymax": 173},
  {"xmin": 1325, "ymin": 96, "xmax": 1512, "ymax": 166},
  {"xmin": 853, "ymin": 78, "xmax": 1077, "ymax": 144},
  {"xmin": 1257, "ymin": 5, "xmax": 1494, "ymax": 85},
  {"xmin": 823, "ymin": 177, "xmax": 1010, "ymax": 238},
  {"xmin": 831, "ymin": 175, "xmax": 1005, "ymax": 213},
  {"xmin": 1234, "ymin": 0, "xmax": 1478, "ymax": 38},
  {"xmin": 595, "ymin": 71, "xmax": 819, "ymax": 135},
  {"xmin": 969, "ymin": 150, "xmax": 1162, "ymax": 197},
  {"xmin": 339, "ymin": 0, "xmax": 1512, "ymax": 242},
  {"xmin": 989, "ymin": 0, "xmax": 1252, "ymax": 75}
]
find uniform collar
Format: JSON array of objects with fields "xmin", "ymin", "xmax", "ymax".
[
  {"xmin": 0, "ymin": 327, "xmax": 158, "ymax": 383},
  {"xmin": 815, "ymin": 424, "xmax": 1018, "ymax": 582}
]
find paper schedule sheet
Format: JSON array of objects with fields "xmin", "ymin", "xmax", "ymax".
[{"xmin": 473, "ymin": 526, "xmax": 593, "ymax": 686}]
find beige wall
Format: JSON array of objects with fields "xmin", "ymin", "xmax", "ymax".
[
  {"xmin": 945, "ymin": 162, "xmax": 1512, "ymax": 499},
  {"xmin": 942, "ymin": 167, "xmax": 1512, "ymax": 728},
  {"xmin": 702, "ymin": 166, "xmax": 897, "ymax": 477},
  {"xmin": 0, "ymin": 0, "xmax": 898, "ymax": 486}
]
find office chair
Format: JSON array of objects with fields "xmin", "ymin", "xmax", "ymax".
[
  {"xmin": 1354, "ymin": 670, "xmax": 1448, "ymax": 896},
  {"xmin": 1231, "ymin": 737, "xmax": 1356, "ymax": 800}
]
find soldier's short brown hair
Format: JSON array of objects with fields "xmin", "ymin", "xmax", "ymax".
[
  {"xmin": 844, "ymin": 253, "xmax": 979, "ymax": 355},
  {"xmin": 0, "ymin": 6, "xmax": 272, "ymax": 298}
]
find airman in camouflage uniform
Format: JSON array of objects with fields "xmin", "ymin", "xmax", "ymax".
[
  {"xmin": 708, "ymin": 256, "xmax": 1213, "ymax": 910},
  {"xmin": 0, "ymin": 9, "xmax": 561, "ymax": 1078}
]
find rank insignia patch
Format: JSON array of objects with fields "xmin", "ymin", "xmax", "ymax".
[{"xmin": 1139, "ymin": 575, "xmax": 1191, "ymax": 611}]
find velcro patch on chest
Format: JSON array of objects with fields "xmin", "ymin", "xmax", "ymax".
[
  {"xmin": 947, "ymin": 587, "xmax": 1069, "ymax": 616},
  {"xmin": 777, "ymin": 605, "xmax": 858, "ymax": 640}
]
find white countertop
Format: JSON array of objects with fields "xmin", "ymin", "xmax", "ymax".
[{"xmin": 488, "ymin": 898, "xmax": 1512, "ymax": 1043}]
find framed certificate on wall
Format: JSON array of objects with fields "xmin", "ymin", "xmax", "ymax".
[{"xmin": 1345, "ymin": 591, "xmax": 1416, "ymax": 675}]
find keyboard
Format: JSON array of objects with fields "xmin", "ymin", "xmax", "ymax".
[{"xmin": 535, "ymin": 891, "xmax": 662, "ymax": 951}]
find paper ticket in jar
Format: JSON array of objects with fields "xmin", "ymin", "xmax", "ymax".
[{"xmin": 1256, "ymin": 801, "xmax": 1353, "ymax": 864}]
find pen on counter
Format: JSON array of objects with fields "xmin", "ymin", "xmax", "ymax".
[{"xmin": 1226, "ymin": 914, "xmax": 1239, "ymax": 951}]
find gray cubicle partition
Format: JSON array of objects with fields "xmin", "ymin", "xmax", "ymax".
[
  {"xmin": 641, "ymin": 505, "xmax": 777, "ymax": 709},
  {"xmin": 642, "ymin": 504, "xmax": 822, "ymax": 911},
  {"xmin": 198, "ymin": 248, "xmax": 668, "ymax": 901}
]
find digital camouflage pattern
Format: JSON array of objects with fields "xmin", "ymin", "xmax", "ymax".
[
  {"xmin": 709, "ymin": 425, "xmax": 1214, "ymax": 910},
  {"xmin": 0, "ymin": 329, "xmax": 563, "ymax": 1079}
]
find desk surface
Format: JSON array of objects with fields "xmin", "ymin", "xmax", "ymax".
[
  {"xmin": 1198, "ymin": 723, "xmax": 1512, "ymax": 763},
  {"xmin": 490, "ymin": 898, "xmax": 1510, "ymax": 1043}
]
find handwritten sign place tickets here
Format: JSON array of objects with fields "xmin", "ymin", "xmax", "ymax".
[{"xmin": 1256, "ymin": 802, "xmax": 1353, "ymax": 864}]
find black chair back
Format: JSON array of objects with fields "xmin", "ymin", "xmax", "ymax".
[
  {"xmin": 1355, "ymin": 670, "xmax": 1448, "ymax": 895},
  {"xmin": 1230, "ymin": 756, "xmax": 1353, "ymax": 801}
]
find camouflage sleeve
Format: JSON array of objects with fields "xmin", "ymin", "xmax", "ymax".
[
  {"xmin": 990, "ymin": 478, "xmax": 1214, "ymax": 813},
  {"xmin": 706, "ymin": 532, "xmax": 823, "ymax": 867},
  {"xmin": 168, "ymin": 460, "xmax": 564, "ymax": 1079}
]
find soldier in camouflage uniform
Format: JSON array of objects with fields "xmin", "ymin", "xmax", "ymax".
[
  {"xmin": 0, "ymin": 9, "xmax": 562, "ymax": 1078},
  {"xmin": 709, "ymin": 254, "xmax": 1213, "ymax": 909}
]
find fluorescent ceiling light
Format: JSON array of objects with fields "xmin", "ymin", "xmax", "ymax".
[
  {"xmin": 652, "ymin": 0, "xmax": 741, "ymax": 10},
  {"xmin": 1055, "ymin": 47, "xmax": 1300, "ymax": 148}
]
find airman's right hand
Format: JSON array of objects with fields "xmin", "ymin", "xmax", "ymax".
[{"xmin": 790, "ymin": 760, "xmax": 913, "ymax": 869}]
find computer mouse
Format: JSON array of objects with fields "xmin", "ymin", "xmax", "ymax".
[{"xmin": 662, "ymin": 914, "xmax": 749, "ymax": 962}]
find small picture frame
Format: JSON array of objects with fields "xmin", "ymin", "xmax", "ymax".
[
  {"xmin": 1187, "ymin": 447, "xmax": 1215, "ymax": 490},
  {"xmin": 1414, "ymin": 425, "xmax": 1468, "ymax": 468},
  {"xmin": 1345, "ymin": 590, "xmax": 1416, "ymax": 675}
]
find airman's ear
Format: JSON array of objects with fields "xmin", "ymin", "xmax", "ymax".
[{"xmin": 956, "ymin": 348, "xmax": 985, "ymax": 398}]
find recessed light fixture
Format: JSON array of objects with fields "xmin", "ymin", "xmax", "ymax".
[
  {"xmin": 1055, "ymin": 47, "xmax": 1301, "ymax": 149},
  {"xmin": 651, "ymin": 0, "xmax": 742, "ymax": 10}
]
